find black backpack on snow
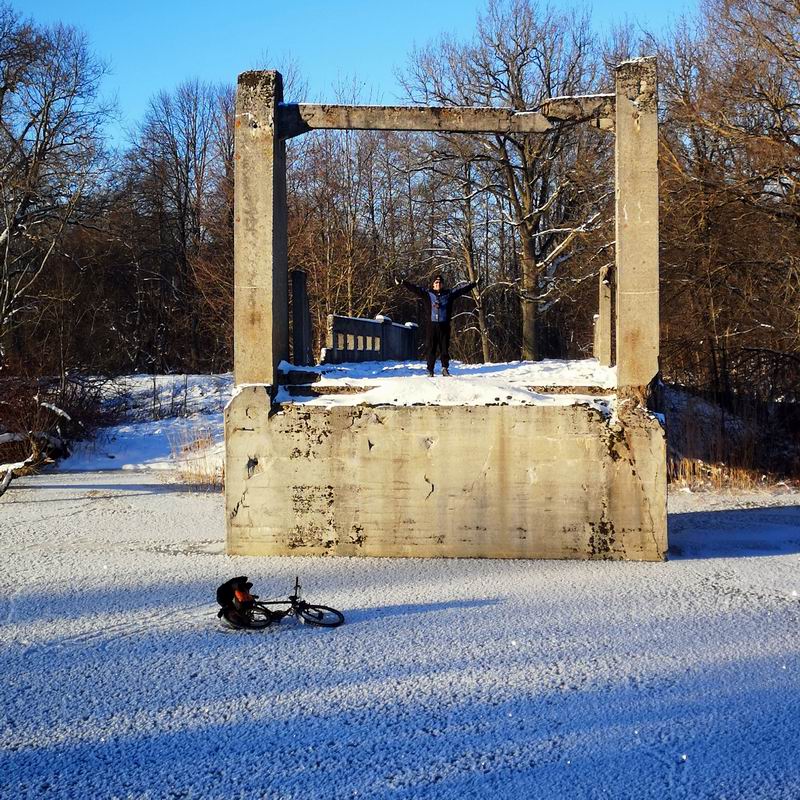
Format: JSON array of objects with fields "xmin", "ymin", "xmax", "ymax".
[{"xmin": 216, "ymin": 576, "xmax": 255, "ymax": 619}]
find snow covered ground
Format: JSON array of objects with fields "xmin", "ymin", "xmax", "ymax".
[
  {"xmin": 2, "ymin": 368, "xmax": 800, "ymax": 798},
  {"xmin": 61, "ymin": 373, "xmax": 232, "ymax": 473},
  {"xmin": 2, "ymin": 472, "xmax": 799, "ymax": 798}
]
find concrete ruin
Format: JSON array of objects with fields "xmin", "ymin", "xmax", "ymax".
[
  {"xmin": 322, "ymin": 314, "xmax": 418, "ymax": 364},
  {"xmin": 226, "ymin": 58, "xmax": 667, "ymax": 561}
]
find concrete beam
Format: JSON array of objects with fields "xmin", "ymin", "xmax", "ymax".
[
  {"xmin": 614, "ymin": 58, "xmax": 659, "ymax": 391},
  {"xmin": 540, "ymin": 94, "xmax": 616, "ymax": 131},
  {"xmin": 234, "ymin": 70, "xmax": 289, "ymax": 386},
  {"xmin": 278, "ymin": 103, "xmax": 553, "ymax": 138}
]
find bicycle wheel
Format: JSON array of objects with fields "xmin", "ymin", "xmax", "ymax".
[
  {"xmin": 297, "ymin": 604, "xmax": 344, "ymax": 628},
  {"xmin": 220, "ymin": 606, "xmax": 272, "ymax": 630},
  {"xmin": 246, "ymin": 605, "xmax": 275, "ymax": 629}
]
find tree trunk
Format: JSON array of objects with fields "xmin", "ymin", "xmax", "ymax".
[
  {"xmin": 475, "ymin": 297, "xmax": 491, "ymax": 363},
  {"xmin": 461, "ymin": 239, "xmax": 491, "ymax": 363},
  {"xmin": 520, "ymin": 232, "xmax": 538, "ymax": 361}
]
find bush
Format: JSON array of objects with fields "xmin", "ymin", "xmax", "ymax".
[{"xmin": 0, "ymin": 375, "xmax": 118, "ymax": 481}]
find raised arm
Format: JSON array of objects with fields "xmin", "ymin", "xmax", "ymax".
[
  {"xmin": 451, "ymin": 280, "xmax": 478, "ymax": 300},
  {"xmin": 400, "ymin": 278, "xmax": 427, "ymax": 298}
]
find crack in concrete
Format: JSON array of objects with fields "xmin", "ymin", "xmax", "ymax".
[{"xmin": 229, "ymin": 486, "xmax": 248, "ymax": 520}]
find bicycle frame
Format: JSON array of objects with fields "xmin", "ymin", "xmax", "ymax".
[{"xmin": 241, "ymin": 576, "xmax": 344, "ymax": 629}]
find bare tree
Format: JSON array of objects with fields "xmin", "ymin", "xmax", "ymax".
[
  {"xmin": 403, "ymin": 0, "xmax": 609, "ymax": 359},
  {"xmin": 0, "ymin": 4, "xmax": 108, "ymax": 369},
  {"xmin": 288, "ymin": 76, "xmax": 424, "ymax": 353},
  {"xmin": 653, "ymin": 1, "xmax": 800, "ymax": 400},
  {"xmin": 404, "ymin": 140, "xmax": 495, "ymax": 360},
  {"xmin": 124, "ymin": 80, "xmax": 218, "ymax": 370}
]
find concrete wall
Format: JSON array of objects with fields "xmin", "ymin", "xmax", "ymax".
[
  {"xmin": 594, "ymin": 266, "xmax": 613, "ymax": 367},
  {"xmin": 323, "ymin": 315, "xmax": 418, "ymax": 363},
  {"xmin": 225, "ymin": 390, "xmax": 667, "ymax": 561}
]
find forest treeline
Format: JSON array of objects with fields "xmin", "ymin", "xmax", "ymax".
[{"xmin": 2, "ymin": 0, "xmax": 799, "ymax": 408}]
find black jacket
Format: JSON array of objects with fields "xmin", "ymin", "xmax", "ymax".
[{"xmin": 402, "ymin": 280, "xmax": 477, "ymax": 324}]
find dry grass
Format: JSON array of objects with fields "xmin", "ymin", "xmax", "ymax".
[
  {"xmin": 168, "ymin": 425, "xmax": 224, "ymax": 491},
  {"xmin": 668, "ymin": 456, "xmax": 770, "ymax": 491},
  {"xmin": 665, "ymin": 392, "xmax": 789, "ymax": 490}
]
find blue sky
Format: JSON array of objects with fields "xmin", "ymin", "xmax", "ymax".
[{"xmin": 27, "ymin": 0, "xmax": 694, "ymax": 140}]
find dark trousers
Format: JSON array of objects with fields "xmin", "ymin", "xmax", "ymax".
[{"xmin": 426, "ymin": 322, "xmax": 451, "ymax": 372}]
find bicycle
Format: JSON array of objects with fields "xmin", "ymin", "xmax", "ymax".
[{"xmin": 217, "ymin": 576, "xmax": 344, "ymax": 630}]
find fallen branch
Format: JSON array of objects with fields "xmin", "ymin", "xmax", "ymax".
[{"xmin": 0, "ymin": 452, "xmax": 35, "ymax": 498}]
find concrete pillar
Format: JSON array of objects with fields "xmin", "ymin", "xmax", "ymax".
[
  {"xmin": 234, "ymin": 71, "xmax": 289, "ymax": 386},
  {"xmin": 614, "ymin": 58, "xmax": 659, "ymax": 391},
  {"xmin": 291, "ymin": 269, "xmax": 312, "ymax": 365},
  {"xmin": 596, "ymin": 265, "xmax": 613, "ymax": 367}
]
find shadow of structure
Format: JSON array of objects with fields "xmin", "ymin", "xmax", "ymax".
[
  {"xmin": 12, "ymin": 479, "xmax": 209, "ymax": 495},
  {"xmin": 668, "ymin": 505, "xmax": 800, "ymax": 559},
  {"xmin": 4, "ymin": 620, "xmax": 800, "ymax": 800}
]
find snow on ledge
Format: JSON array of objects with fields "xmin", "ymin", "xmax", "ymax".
[{"xmin": 273, "ymin": 358, "xmax": 617, "ymax": 409}]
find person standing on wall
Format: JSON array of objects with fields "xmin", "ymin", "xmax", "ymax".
[{"xmin": 396, "ymin": 274, "xmax": 479, "ymax": 377}]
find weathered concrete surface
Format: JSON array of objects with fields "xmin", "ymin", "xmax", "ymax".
[
  {"xmin": 540, "ymin": 94, "xmax": 615, "ymax": 131},
  {"xmin": 278, "ymin": 103, "xmax": 553, "ymax": 138},
  {"xmin": 227, "ymin": 60, "xmax": 665, "ymax": 563},
  {"xmin": 279, "ymin": 96, "xmax": 616, "ymax": 139},
  {"xmin": 234, "ymin": 71, "xmax": 289, "ymax": 386},
  {"xmin": 615, "ymin": 58, "xmax": 660, "ymax": 389},
  {"xmin": 225, "ymin": 389, "xmax": 667, "ymax": 561}
]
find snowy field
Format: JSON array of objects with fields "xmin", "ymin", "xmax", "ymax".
[
  {"xmin": 60, "ymin": 373, "xmax": 232, "ymax": 472},
  {"xmin": 2, "ymin": 368, "xmax": 800, "ymax": 798},
  {"xmin": 3, "ymin": 473, "xmax": 799, "ymax": 799}
]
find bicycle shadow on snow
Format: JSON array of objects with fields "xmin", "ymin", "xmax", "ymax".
[{"xmin": 1, "ymin": 572, "xmax": 501, "ymax": 629}]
